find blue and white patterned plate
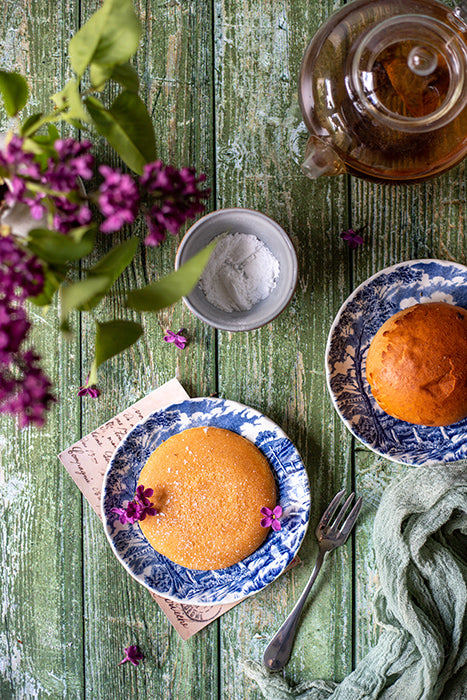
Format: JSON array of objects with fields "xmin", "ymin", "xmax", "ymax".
[
  {"xmin": 101, "ymin": 397, "xmax": 310, "ymax": 605},
  {"xmin": 326, "ymin": 259, "xmax": 467, "ymax": 466}
]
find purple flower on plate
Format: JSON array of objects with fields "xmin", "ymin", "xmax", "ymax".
[
  {"xmin": 97, "ymin": 165, "xmax": 140, "ymax": 233},
  {"xmin": 163, "ymin": 329, "xmax": 188, "ymax": 349},
  {"xmin": 134, "ymin": 485, "xmax": 158, "ymax": 520},
  {"xmin": 135, "ymin": 485, "xmax": 153, "ymax": 507},
  {"xmin": 260, "ymin": 505, "xmax": 283, "ymax": 532},
  {"xmin": 118, "ymin": 645, "xmax": 143, "ymax": 667},
  {"xmin": 112, "ymin": 500, "xmax": 142, "ymax": 524},
  {"xmin": 112, "ymin": 485, "xmax": 158, "ymax": 524},
  {"xmin": 340, "ymin": 228, "xmax": 364, "ymax": 250}
]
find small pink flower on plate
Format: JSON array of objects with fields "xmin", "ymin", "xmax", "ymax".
[{"xmin": 260, "ymin": 505, "xmax": 283, "ymax": 531}]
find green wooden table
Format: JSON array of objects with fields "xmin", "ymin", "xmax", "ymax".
[{"xmin": 1, "ymin": 0, "xmax": 465, "ymax": 697}]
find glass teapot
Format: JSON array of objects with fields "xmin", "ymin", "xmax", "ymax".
[{"xmin": 299, "ymin": 0, "xmax": 467, "ymax": 183}]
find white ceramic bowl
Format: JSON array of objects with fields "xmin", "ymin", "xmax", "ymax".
[{"xmin": 175, "ymin": 208, "xmax": 298, "ymax": 331}]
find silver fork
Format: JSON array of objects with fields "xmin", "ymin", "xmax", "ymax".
[{"xmin": 263, "ymin": 489, "xmax": 363, "ymax": 672}]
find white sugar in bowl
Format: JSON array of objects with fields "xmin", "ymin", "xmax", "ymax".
[{"xmin": 175, "ymin": 208, "xmax": 298, "ymax": 331}]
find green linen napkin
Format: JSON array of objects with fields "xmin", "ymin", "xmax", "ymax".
[{"xmin": 245, "ymin": 461, "xmax": 467, "ymax": 700}]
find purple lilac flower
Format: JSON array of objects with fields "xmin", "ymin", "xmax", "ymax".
[
  {"xmin": 135, "ymin": 485, "xmax": 153, "ymax": 507},
  {"xmin": 0, "ymin": 303, "xmax": 30, "ymax": 363},
  {"xmin": 52, "ymin": 196, "xmax": 92, "ymax": 234},
  {"xmin": 111, "ymin": 485, "xmax": 158, "ymax": 524},
  {"xmin": 0, "ymin": 236, "xmax": 45, "ymax": 301},
  {"xmin": 119, "ymin": 645, "xmax": 143, "ymax": 667},
  {"xmin": 77, "ymin": 381, "xmax": 100, "ymax": 398},
  {"xmin": 97, "ymin": 165, "xmax": 140, "ymax": 233},
  {"xmin": 134, "ymin": 485, "xmax": 158, "ymax": 520},
  {"xmin": 260, "ymin": 505, "xmax": 283, "ymax": 532},
  {"xmin": 0, "ymin": 136, "xmax": 95, "ymax": 231},
  {"xmin": 0, "ymin": 135, "xmax": 35, "ymax": 171},
  {"xmin": 340, "ymin": 228, "xmax": 364, "ymax": 249},
  {"xmin": 0, "ymin": 350, "xmax": 56, "ymax": 428},
  {"xmin": 47, "ymin": 138, "xmax": 94, "ymax": 187},
  {"xmin": 163, "ymin": 329, "xmax": 188, "ymax": 349},
  {"xmin": 111, "ymin": 500, "xmax": 142, "ymax": 525},
  {"xmin": 41, "ymin": 139, "xmax": 94, "ymax": 232},
  {"xmin": 0, "ymin": 236, "xmax": 54, "ymax": 428},
  {"xmin": 140, "ymin": 161, "xmax": 210, "ymax": 246}
]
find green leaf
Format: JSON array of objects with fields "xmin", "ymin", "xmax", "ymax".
[
  {"xmin": 29, "ymin": 266, "xmax": 65, "ymax": 307},
  {"xmin": 69, "ymin": 225, "xmax": 96, "ymax": 243},
  {"xmin": 0, "ymin": 71, "xmax": 28, "ymax": 117},
  {"xmin": 60, "ymin": 237, "xmax": 138, "ymax": 326},
  {"xmin": 88, "ymin": 319, "xmax": 143, "ymax": 384},
  {"xmin": 78, "ymin": 236, "xmax": 139, "ymax": 311},
  {"xmin": 20, "ymin": 112, "xmax": 43, "ymax": 136},
  {"xmin": 27, "ymin": 228, "xmax": 96, "ymax": 264},
  {"xmin": 110, "ymin": 62, "xmax": 139, "ymax": 92},
  {"xmin": 89, "ymin": 236, "xmax": 138, "ymax": 278},
  {"xmin": 69, "ymin": 0, "xmax": 141, "ymax": 78},
  {"xmin": 89, "ymin": 63, "xmax": 113, "ymax": 90},
  {"xmin": 52, "ymin": 79, "xmax": 89, "ymax": 123},
  {"xmin": 60, "ymin": 275, "xmax": 111, "ymax": 324},
  {"xmin": 90, "ymin": 59, "xmax": 140, "ymax": 92},
  {"xmin": 85, "ymin": 91, "xmax": 156, "ymax": 173},
  {"xmin": 126, "ymin": 241, "xmax": 217, "ymax": 312},
  {"xmin": 46, "ymin": 123, "xmax": 61, "ymax": 142}
]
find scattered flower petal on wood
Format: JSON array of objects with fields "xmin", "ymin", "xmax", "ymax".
[
  {"xmin": 119, "ymin": 645, "xmax": 143, "ymax": 667},
  {"xmin": 163, "ymin": 329, "xmax": 188, "ymax": 349},
  {"xmin": 340, "ymin": 228, "xmax": 364, "ymax": 249}
]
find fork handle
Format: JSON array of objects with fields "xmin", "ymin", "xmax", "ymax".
[{"xmin": 263, "ymin": 549, "xmax": 326, "ymax": 672}]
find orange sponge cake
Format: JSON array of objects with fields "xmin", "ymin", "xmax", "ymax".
[
  {"xmin": 366, "ymin": 302, "xmax": 467, "ymax": 426},
  {"xmin": 137, "ymin": 426, "xmax": 277, "ymax": 570}
]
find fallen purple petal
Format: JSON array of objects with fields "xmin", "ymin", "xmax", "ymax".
[
  {"xmin": 119, "ymin": 645, "xmax": 143, "ymax": 667},
  {"xmin": 340, "ymin": 228, "xmax": 364, "ymax": 250},
  {"xmin": 77, "ymin": 378, "xmax": 100, "ymax": 398},
  {"xmin": 163, "ymin": 329, "xmax": 188, "ymax": 349}
]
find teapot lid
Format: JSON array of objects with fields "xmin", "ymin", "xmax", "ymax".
[{"xmin": 348, "ymin": 14, "xmax": 467, "ymax": 132}]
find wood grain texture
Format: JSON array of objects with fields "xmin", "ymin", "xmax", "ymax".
[
  {"xmin": 0, "ymin": 2, "xmax": 84, "ymax": 698},
  {"xmin": 1, "ymin": 0, "xmax": 466, "ymax": 697},
  {"xmin": 352, "ymin": 164, "xmax": 467, "ymax": 664},
  {"xmin": 77, "ymin": 0, "xmax": 218, "ymax": 698},
  {"xmin": 212, "ymin": 0, "xmax": 356, "ymax": 695}
]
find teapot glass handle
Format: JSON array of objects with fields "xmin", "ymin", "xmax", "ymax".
[
  {"xmin": 301, "ymin": 136, "xmax": 346, "ymax": 179},
  {"xmin": 453, "ymin": 2, "xmax": 467, "ymax": 25}
]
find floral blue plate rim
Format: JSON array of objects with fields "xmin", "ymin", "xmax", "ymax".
[
  {"xmin": 101, "ymin": 397, "xmax": 310, "ymax": 605},
  {"xmin": 325, "ymin": 259, "xmax": 467, "ymax": 466}
]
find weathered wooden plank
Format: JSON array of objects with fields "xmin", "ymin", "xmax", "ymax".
[
  {"xmin": 212, "ymin": 0, "xmax": 355, "ymax": 696},
  {"xmin": 353, "ymin": 158, "xmax": 467, "ymax": 663},
  {"xmin": 78, "ymin": 0, "xmax": 218, "ymax": 698},
  {"xmin": 0, "ymin": 1, "xmax": 84, "ymax": 697}
]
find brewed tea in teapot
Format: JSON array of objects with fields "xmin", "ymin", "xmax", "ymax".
[{"xmin": 299, "ymin": 0, "xmax": 467, "ymax": 183}]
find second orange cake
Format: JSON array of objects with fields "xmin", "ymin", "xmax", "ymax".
[{"xmin": 137, "ymin": 426, "xmax": 277, "ymax": 570}]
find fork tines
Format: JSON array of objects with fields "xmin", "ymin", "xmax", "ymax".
[{"xmin": 318, "ymin": 489, "xmax": 363, "ymax": 539}]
